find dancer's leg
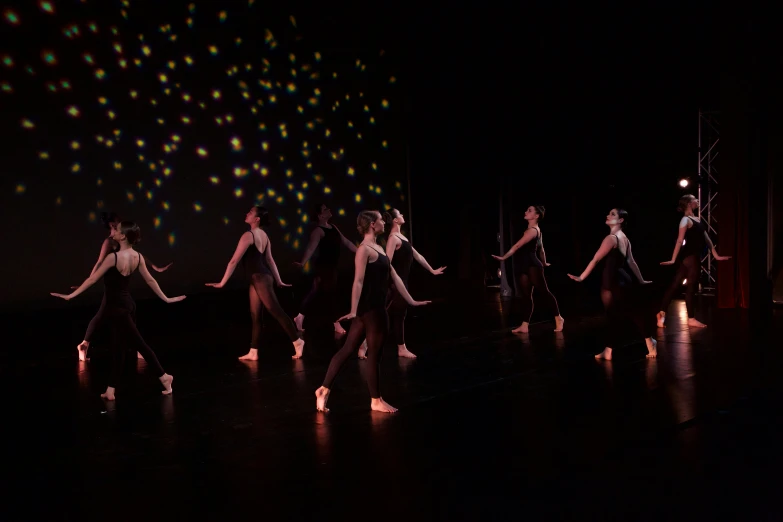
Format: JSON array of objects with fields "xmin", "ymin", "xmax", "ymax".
[
  {"xmin": 529, "ymin": 266, "xmax": 564, "ymax": 331},
  {"xmin": 251, "ymin": 274, "xmax": 304, "ymax": 358}
]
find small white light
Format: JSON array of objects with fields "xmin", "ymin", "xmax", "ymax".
[{"xmin": 679, "ymin": 178, "xmax": 689, "ymax": 188}]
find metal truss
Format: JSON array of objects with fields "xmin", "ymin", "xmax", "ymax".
[{"xmin": 697, "ymin": 110, "xmax": 719, "ymax": 293}]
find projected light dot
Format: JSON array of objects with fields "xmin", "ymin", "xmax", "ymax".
[
  {"xmin": 136, "ymin": 139, "xmax": 145, "ymax": 148},
  {"xmin": 347, "ymin": 166, "xmax": 355, "ymax": 176},
  {"xmin": 41, "ymin": 50, "xmax": 57, "ymax": 65},
  {"xmin": 182, "ymin": 93, "xmax": 191, "ymax": 102},
  {"xmin": 154, "ymin": 216, "xmax": 162, "ymax": 229},
  {"xmin": 193, "ymin": 202, "xmax": 203, "ymax": 212},
  {"xmin": 107, "ymin": 110, "xmax": 116, "ymax": 120},
  {"xmin": 150, "ymin": 99, "xmax": 158, "ymax": 106},
  {"xmin": 171, "ymin": 134, "xmax": 181, "ymax": 142},
  {"xmin": 113, "ymin": 162, "xmax": 122, "ymax": 170},
  {"xmin": 181, "ymin": 115, "xmax": 191, "ymax": 124},
  {"xmin": 106, "ymin": 140, "xmax": 114, "ymax": 147},
  {"xmin": 209, "ymin": 45, "xmax": 219, "ymax": 56},
  {"xmin": 113, "ymin": 42, "xmax": 123, "ymax": 54},
  {"xmin": 149, "ymin": 162, "xmax": 157, "ymax": 171},
  {"xmin": 98, "ymin": 96, "xmax": 108, "ymax": 105},
  {"xmin": 145, "ymin": 190, "xmax": 154, "ymax": 201},
  {"xmin": 39, "ymin": 1, "xmax": 54, "ymax": 14},
  {"xmin": 163, "ymin": 167, "xmax": 172, "ymax": 177},
  {"xmin": 211, "ymin": 89, "xmax": 221, "ymax": 100},
  {"xmin": 231, "ymin": 136, "xmax": 243, "ymax": 151},
  {"xmin": 38, "ymin": 151, "xmax": 49, "ymax": 159},
  {"xmin": 95, "ymin": 69, "xmax": 106, "ymax": 80},
  {"xmin": 357, "ymin": 133, "xmax": 363, "ymax": 140},
  {"xmin": 338, "ymin": 208, "xmax": 345, "ymax": 216},
  {"xmin": 226, "ymin": 114, "xmax": 234, "ymax": 123},
  {"xmin": 375, "ymin": 187, "xmax": 382, "ymax": 194},
  {"xmin": 168, "ymin": 232, "xmax": 176, "ymax": 247},
  {"xmin": 15, "ymin": 183, "xmax": 26, "ymax": 194},
  {"xmin": 159, "ymin": 73, "xmax": 168, "ymax": 83},
  {"xmin": 88, "ymin": 22, "xmax": 97, "ymax": 32},
  {"xmin": 138, "ymin": 154, "xmax": 145, "ymax": 161},
  {"xmin": 129, "ymin": 90, "xmax": 138, "ymax": 98},
  {"xmin": 324, "ymin": 186, "xmax": 331, "ymax": 194},
  {"xmin": 25, "ymin": 66, "xmax": 34, "ymax": 75},
  {"xmin": 184, "ymin": 55, "xmax": 194, "ymax": 66},
  {"xmin": 234, "ymin": 167, "xmax": 249, "ymax": 178},
  {"xmin": 381, "ymin": 99, "xmax": 390, "ymax": 109},
  {"xmin": 197, "ymin": 147, "xmax": 208, "ymax": 157},
  {"xmin": 134, "ymin": 58, "xmax": 141, "ymax": 67},
  {"xmin": 347, "ymin": 121, "xmax": 354, "ymax": 128},
  {"xmin": 60, "ymin": 79, "xmax": 71, "ymax": 89},
  {"xmin": 382, "ymin": 140, "xmax": 389, "ymax": 148},
  {"xmin": 1, "ymin": 82, "xmax": 11, "ymax": 93},
  {"xmin": 297, "ymin": 106, "xmax": 304, "ymax": 114},
  {"xmin": 162, "ymin": 201, "xmax": 170, "ymax": 211},
  {"xmin": 369, "ymin": 117, "xmax": 376, "ymax": 124},
  {"xmin": 260, "ymin": 167, "xmax": 269, "ymax": 176},
  {"xmin": 142, "ymin": 45, "xmax": 151, "ymax": 57},
  {"xmin": 209, "ymin": 176, "xmax": 220, "ymax": 185},
  {"xmin": 118, "ymin": 58, "xmax": 128, "ymax": 68},
  {"xmin": 71, "ymin": 163, "xmax": 80, "ymax": 173},
  {"xmin": 21, "ymin": 118, "xmax": 34, "ymax": 129},
  {"xmin": 234, "ymin": 188, "xmax": 244, "ymax": 198},
  {"xmin": 286, "ymin": 82, "xmax": 297, "ymax": 93}
]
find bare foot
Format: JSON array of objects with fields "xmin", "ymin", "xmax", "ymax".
[
  {"xmin": 687, "ymin": 318, "xmax": 707, "ymax": 328},
  {"xmin": 554, "ymin": 315, "xmax": 565, "ymax": 332},
  {"xmin": 370, "ymin": 398, "xmax": 398, "ymax": 413},
  {"xmin": 656, "ymin": 311, "xmax": 666, "ymax": 328},
  {"xmin": 137, "ymin": 351, "xmax": 144, "ymax": 360},
  {"xmin": 159, "ymin": 374, "xmax": 173, "ymax": 395},
  {"xmin": 315, "ymin": 386, "xmax": 330, "ymax": 412},
  {"xmin": 292, "ymin": 338, "xmax": 305, "ymax": 359},
  {"xmin": 77, "ymin": 341, "xmax": 89, "ymax": 362},
  {"xmin": 358, "ymin": 340, "xmax": 368, "ymax": 359},
  {"xmin": 398, "ymin": 345, "xmax": 417, "ymax": 359},
  {"xmin": 294, "ymin": 313, "xmax": 304, "ymax": 332},
  {"xmin": 100, "ymin": 386, "xmax": 116, "ymax": 401},
  {"xmin": 595, "ymin": 347, "xmax": 613, "ymax": 361},
  {"xmin": 512, "ymin": 322, "xmax": 530, "ymax": 334},
  {"xmin": 646, "ymin": 338, "xmax": 658, "ymax": 358},
  {"xmin": 334, "ymin": 321, "xmax": 346, "ymax": 335},
  {"xmin": 239, "ymin": 348, "xmax": 259, "ymax": 361}
]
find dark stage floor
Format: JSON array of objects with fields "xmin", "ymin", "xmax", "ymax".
[{"xmin": 1, "ymin": 288, "xmax": 781, "ymax": 521}]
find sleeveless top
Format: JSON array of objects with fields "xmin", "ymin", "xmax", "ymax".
[
  {"xmin": 105, "ymin": 251, "xmax": 140, "ymax": 311},
  {"xmin": 315, "ymin": 225, "xmax": 341, "ymax": 268},
  {"xmin": 517, "ymin": 227, "xmax": 543, "ymax": 268},
  {"xmin": 679, "ymin": 216, "xmax": 707, "ymax": 260},
  {"xmin": 391, "ymin": 235, "xmax": 413, "ymax": 288},
  {"xmin": 242, "ymin": 231, "xmax": 272, "ymax": 279},
  {"xmin": 357, "ymin": 245, "xmax": 390, "ymax": 315},
  {"xmin": 601, "ymin": 235, "xmax": 634, "ymax": 291}
]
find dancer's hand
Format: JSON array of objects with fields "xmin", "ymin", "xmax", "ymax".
[
  {"xmin": 152, "ymin": 262, "xmax": 173, "ymax": 272},
  {"xmin": 544, "ymin": 262, "xmax": 552, "ymax": 267},
  {"xmin": 166, "ymin": 295, "xmax": 187, "ymax": 303},
  {"xmin": 491, "ymin": 254, "xmax": 505, "ymax": 261},
  {"xmin": 412, "ymin": 300, "xmax": 432, "ymax": 307},
  {"xmin": 641, "ymin": 280, "xmax": 653, "ymax": 285},
  {"xmin": 337, "ymin": 312, "xmax": 356, "ymax": 322},
  {"xmin": 50, "ymin": 292, "xmax": 72, "ymax": 301},
  {"xmin": 205, "ymin": 282, "xmax": 224, "ymax": 288},
  {"xmin": 714, "ymin": 254, "xmax": 732, "ymax": 261},
  {"xmin": 660, "ymin": 260, "xmax": 675, "ymax": 266},
  {"xmin": 276, "ymin": 280, "xmax": 292, "ymax": 288},
  {"xmin": 431, "ymin": 266, "xmax": 447, "ymax": 275},
  {"xmin": 567, "ymin": 274, "xmax": 583, "ymax": 282},
  {"xmin": 293, "ymin": 261, "xmax": 304, "ymax": 268}
]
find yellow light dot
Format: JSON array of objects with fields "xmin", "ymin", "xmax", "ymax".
[
  {"xmin": 168, "ymin": 232, "xmax": 176, "ymax": 246},
  {"xmin": 15, "ymin": 183, "xmax": 26, "ymax": 194},
  {"xmin": 130, "ymin": 90, "xmax": 138, "ymax": 99},
  {"xmin": 260, "ymin": 167, "xmax": 269, "ymax": 177},
  {"xmin": 21, "ymin": 118, "xmax": 35, "ymax": 129},
  {"xmin": 209, "ymin": 176, "xmax": 219, "ymax": 185},
  {"xmin": 114, "ymin": 161, "xmax": 122, "ymax": 170},
  {"xmin": 231, "ymin": 136, "xmax": 242, "ymax": 151},
  {"xmin": 234, "ymin": 188, "xmax": 244, "ymax": 198},
  {"xmin": 324, "ymin": 186, "xmax": 331, "ymax": 194},
  {"xmin": 211, "ymin": 89, "xmax": 221, "ymax": 100},
  {"xmin": 193, "ymin": 202, "xmax": 203, "ymax": 212},
  {"xmin": 347, "ymin": 166, "xmax": 355, "ymax": 176},
  {"xmin": 209, "ymin": 45, "xmax": 218, "ymax": 55},
  {"xmin": 142, "ymin": 45, "xmax": 151, "ymax": 56},
  {"xmin": 197, "ymin": 147, "xmax": 207, "ymax": 157}
]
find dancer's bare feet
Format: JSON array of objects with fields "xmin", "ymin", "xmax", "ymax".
[
  {"xmin": 595, "ymin": 347, "xmax": 613, "ymax": 361},
  {"xmin": 370, "ymin": 398, "xmax": 398, "ymax": 413},
  {"xmin": 100, "ymin": 386, "xmax": 116, "ymax": 401},
  {"xmin": 77, "ymin": 341, "xmax": 89, "ymax": 362},
  {"xmin": 687, "ymin": 318, "xmax": 707, "ymax": 328},
  {"xmin": 315, "ymin": 386, "xmax": 330, "ymax": 412},
  {"xmin": 398, "ymin": 344, "xmax": 417, "ymax": 359},
  {"xmin": 137, "ymin": 351, "xmax": 144, "ymax": 360},
  {"xmin": 656, "ymin": 311, "xmax": 666, "ymax": 328},
  {"xmin": 646, "ymin": 338, "xmax": 658, "ymax": 358},
  {"xmin": 334, "ymin": 321, "xmax": 346, "ymax": 335},
  {"xmin": 159, "ymin": 373, "xmax": 173, "ymax": 395},
  {"xmin": 239, "ymin": 348, "xmax": 259, "ymax": 361},
  {"xmin": 358, "ymin": 340, "xmax": 368, "ymax": 359},
  {"xmin": 294, "ymin": 313, "xmax": 304, "ymax": 332},
  {"xmin": 292, "ymin": 338, "xmax": 305, "ymax": 359},
  {"xmin": 512, "ymin": 322, "xmax": 530, "ymax": 334},
  {"xmin": 554, "ymin": 315, "xmax": 565, "ymax": 332}
]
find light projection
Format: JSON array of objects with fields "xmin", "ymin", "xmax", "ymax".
[{"xmin": 1, "ymin": 0, "xmax": 404, "ymax": 252}]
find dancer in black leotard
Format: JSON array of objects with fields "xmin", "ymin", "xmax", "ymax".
[
  {"xmin": 293, "ymin": 202, "xmax": 356, "ymax": 334},
  {"xmin": 207, "ymin": 206, "xmax": 305, "ymax": 360},
  {"xmin": 76, "ymin": 212, "xmax": 172, "ymax": 361},
  {"xmin": 568, "ymin": 209, "xmax": 657, "ymax": 361},
  {"xmin": 657, "ymin": 194, "xmax": 731, "ymax": 329},
  {"xmin": 315, "ymin": 210, "xmax": 430, "ymax": 414},
  {"xmin": 493, "ymin": 205, "xmax": 564, "ymax": 333},
  {"xmin": 52, "ymin": 221, "xmax": 182, "ymax": 400},
  {"xmin": 357, "ymin": 208, "xmax": 445, "ymax": 360}
]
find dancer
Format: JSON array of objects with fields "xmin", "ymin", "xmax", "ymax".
[
  {"xmin": 207, "ymin": 206, "xmax": 305, "ymax": 360},
  {"xmin": 357, "ymin": 208, "xmax": 445, "ymax": 359},
  {"xmin": 51, "ymin": 221, "xmax": 180, "ymax": 400},
  {"xmin": 567, "ymin": 208, "xmax": 657, "ymax": 360},
  {"xmin": 293, "ymin": 203, "xmax": 357, "ymax": 334},
  {"xmin": 657, "ymin": 194, "xmax": 731, "ymax": 328},
  {"xmin": 492, "ymin": 205, "xmax": 564, "ymax": 333},
  {"xmin": 315, "ymin": 210, "xmax": 431, "ymax": 413},
  {"xmin": 76, "ymin": 212, "xmax": 172, "ymax": 361}
]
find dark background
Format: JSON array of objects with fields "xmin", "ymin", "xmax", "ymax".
[{"xmin": 1, "ymin": 2, "xmax": 724, "ymax": 311}]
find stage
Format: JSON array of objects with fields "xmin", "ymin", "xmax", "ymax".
[{"xmin": 0, "ymin": 289, "xmax": 781, "ymax": 521}]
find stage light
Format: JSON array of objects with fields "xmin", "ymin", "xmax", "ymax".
[
  {"xmin": 682, "ymin": 279, "xmax": 687, "ymax": 285},
  {"xmin": 679, "ymin": 178, "xmax": 689, "ymax": 188}
]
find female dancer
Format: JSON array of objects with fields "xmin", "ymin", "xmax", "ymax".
[
  {"xmin": 315, "ymin": 210, "xmax": 431, "ymax": 413},
  {"xmin": 567, "ymin": 208, "xmax": 657, "ymax": 360},
  {"xmin": 492, "ymin": 205, "xmax": 564, "ymax": 333},
  {"xmin": 657, "ymin": 194, "xmax": 731, "ymax": 328},
  {"xmin": 51, "ymin": 221, "xmax": 181, "ymax": 400},
  {"xmin": 207, "ymin": 206, "xmax": 305, "ymax": 360},
  {"xmin": 358, "ymin": 208, "xmax": 445, "ymax": 359},
  {"xmin": 76, "ymin": 212, "xmax": 172, "ymax": 361},
  {"xmin": 293, "ymin": 203, "xmax": 357, "ymax": 334}
]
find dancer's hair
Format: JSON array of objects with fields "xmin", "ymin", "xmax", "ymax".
[
  {"xmin": 252, "ymin": 206, "xmax": 270, "ymax": 226},
  {"xmin": 357, "ymin": 210, "xmax": 380, "ymax": 235},
  {"xmin": 119, "ymin": 221, "xmax": 142, "ymax": 245},
  {"xmin": 382, "ymin": 208, "xmax": 401, "ymax": 235},
  {"xmin": 678, "ymin": 194, "xmax": 696, "ymax": 212},
  {"xmin": 616, "ymin": 208, "xmax": 628, "ymax": 228},
  {"xmin": 101, "ymin": 211, "xmax": 121, "ymax": 229},
  {"xmin": 532, "ymin": 205, "xmax": 546, "ymax": 220}
]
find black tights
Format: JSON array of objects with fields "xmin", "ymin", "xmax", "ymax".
[
  {"xmin": 107, "ymin": 310, "xmax": 165, "ymax": 387},
  {"xmin": 387, "ymin": 287, "xmax": 407, "ymax": 346},
  {"xmin": 84, "ymin": 293, "xmax": 107, "ymax": 342},
  {"xmin": 323, "ymin": 308, "xmax": 388, "ymax": 398},
  {"xmin": 660, "ymin": 255, "xmax": 700, "ymax": 318},
  {"xmin": 601, "ymin": 287, "xmax": 655, "ymax": 349},
  {"xmin": 518, "ymin": 265, "xmax": 560, "ymax": 322},
  {"xmin": 249, "ymin": 273, "xmax": 299, "ymax": 347},
  {"xmin": 300, "ymin": 266, "xmax": 338, "ymax": 322}
]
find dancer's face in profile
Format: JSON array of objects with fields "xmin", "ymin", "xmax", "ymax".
[
  {"xmin": 371, "ymin": 213, "xmax": 385, "ymax": 235},
  {"xmin": 244, "ymin": 207, "xmax": 258, "ymax": 225},
  {"xmin": 690, "ymin": 198, "xmax": 699, "ymax": 210},
  {"xmin": 606, "ymin": 208, "xmax": 624, "ymax": 227},
  {"xmin": 393, "ymin": 211, "xmax": 405, "ymax": 226},
  {"xmin": 524, "ymin": 206, "xmax": 539, "ymax": 221},
  {"xmin": 111, "ymin": 225, "xmax": 124, "ymax": 243},
  {"xmin": 319, "ymin": 205, "xmax": 332, "ymax": 221}
]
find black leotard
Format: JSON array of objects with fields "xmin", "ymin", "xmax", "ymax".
[
  {"xmin": 315, "ymin": 225, "xmax": 341, "ymax": 268},
  {"xmin": 357, "ymin": 246, "xmax": 390, "ymax": 315},
  {"xmin": 601, "ymin": 236, "xmax": 634, "ymax": 291},
  {"xmin": 517, "ymin": 227, "xmax": 543, "ymax": 268},
  {"xmin": 242, "ymin": 231, "xmax": 272, "ymax": 279},
  {"xmin": 390, "ymin": 235, "xmax": 413, "ymax": 287}
]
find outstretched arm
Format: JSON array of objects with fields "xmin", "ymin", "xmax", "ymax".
[
  {"xmin": 338, "ymin": 247, "xmax": 370, "ymax": 320},
  {"xmin": 662, "ymin": 217, "xmax": 689, "ymax": 264},
  {"xmin": 334, "ymin": 225, "xmax": 357, "ymax": 253},
  {"xmin": 492, "ymin": 228, "xmax": 537, "ymax": 261},
  {"xmin": 296, "ymin": 228, "xmax": 324, "ymax": 267},
  {"xmin": 391, "ymin": 267, "xmax": 432, "ymax": 306},
  {"xmin": 625, "ymin": 241, "xmax": 650, "ymax": 284},
  {"xmin": 568, "ymin": 235, "xmax": 617, "ymax": 282},
  {"xmin": 264, "ymin": 238, "xmax": 290, "ymax": 287},
  {"xmin": 206, "ymin": 232, "xmax": 253, "ymax": 288},
  {"xmin": 139, "ymin": 256, "xmax": 186, "ymax": 303},
  {"xmin": 703, "ymin": 230, "xmax": 732, "ymax": 261},
  {"xmin": 55, "ymin": 255, "xmax": 115, "ymax": 300},
  {"xmin": 412, "ymin": 246, "xmax": 446, "ymax": 275},
  {"xmin": 144, "ymin": 255, "xmax": 173, "ymax": 273}
]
